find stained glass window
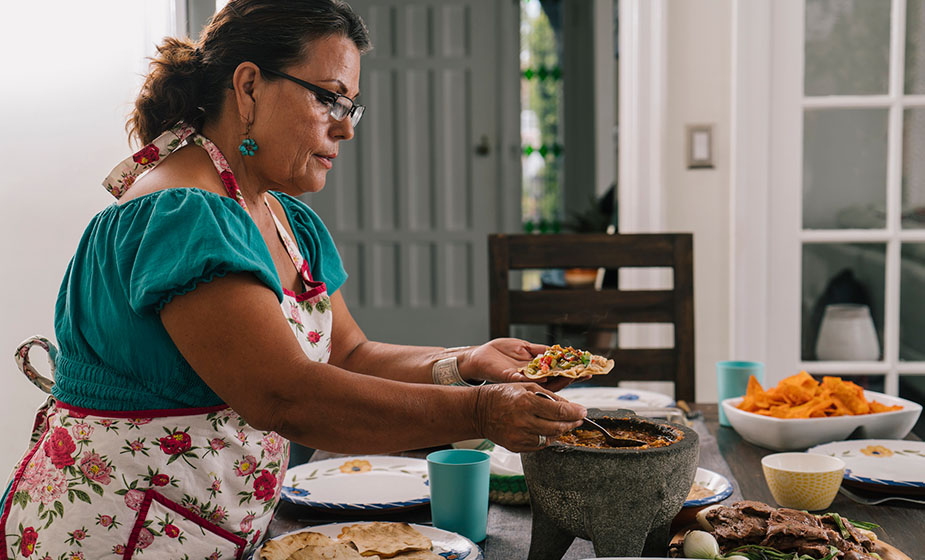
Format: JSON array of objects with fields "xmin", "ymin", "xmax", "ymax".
[{"xmin": 520, "ymin": 0, "xmax": 564, "ymax": 233}]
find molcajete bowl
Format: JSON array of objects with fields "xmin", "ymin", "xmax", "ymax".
[{"xmin": 521, "ymin": 409, "xmax": 699, "ymax": 560}]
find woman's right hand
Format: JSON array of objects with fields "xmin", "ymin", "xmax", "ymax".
[{"xmin": 473, "ymin": 383, "xmax": 586, "ymax": 452}]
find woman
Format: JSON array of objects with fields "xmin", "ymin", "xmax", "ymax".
[{"xmin": 0, "ymin": 1, "xmax": 586, "ymax": 558}]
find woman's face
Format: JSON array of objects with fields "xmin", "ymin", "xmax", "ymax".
[{"xmin": 253, "ymin": 34, "xmax": 361, "ymax": 195}]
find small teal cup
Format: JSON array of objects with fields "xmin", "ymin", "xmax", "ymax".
[
  {"xmin": 717, "ymin": 360, "xmax": 765, "ymax": 427},
  {"xmin": 426, "ymin": 448, "xmax": 490, "ymax": 542}
]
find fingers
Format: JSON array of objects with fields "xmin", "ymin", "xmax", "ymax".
[
  {"xmin": 503, "ymin": 432, "xmax": 548, "ymax": 453},
  {"xmin": 501, "ymin": 368, "xmax": 530, "ymax": 382},
  {"xmin": 507, "ymin": 418, "xmax": 578, "ymax": 452},
  {"xmin": 531, "ymin": 388, "xmax": 586, "ymax": 421},
  {"xmin": 523, "ymin": 341, "xmax": 548, "ymax": 357},
  {"xmin": 539, "ymin": 376, "xmax": 573, "ymax": 392},
  {"xmin": 476, "ymin": 383, "xmax": 585, "ymax": 453}
]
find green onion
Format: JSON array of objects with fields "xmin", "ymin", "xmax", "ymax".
[
  {"xmin": 726, "ymin": 544, "xmax": 839, "ymax": 560},
  {"xmin": 820, "ymin": 511, "xmax": 880, "ymax": 532},
  {"xmin": 844, "ymin": 518, "xmax": 880, "ymax": 531},
  {"xmin": 827, "ymin": 513, "xmax": 851, "ymax": 540},
  {"xmin": 581, "ymin": 352, "xmax": 591, "ymax": 365}
]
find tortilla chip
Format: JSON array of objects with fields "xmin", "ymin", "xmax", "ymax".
[
  {"xmin": 523, "ymin": 357, "xmax": 614, "ymax": 379},
  {"xmin": 870, "ymin": 400, "xmax": 903, "ymax": 413},
  {"xmin": 735, "ymin": 372, "xmax": 901, "ymax": 418},
  {"xmin": 738, "ymin": 376, "xmax": 770, "ymax": 412},
  {"xmin": 260, "ymin": 532, "xmax": 335, "ymax": 560},
  {"xmin": 337, "ymin": 522, "xmax": 432, "ymax": 558}
]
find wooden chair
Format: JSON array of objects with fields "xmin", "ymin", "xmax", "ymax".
[{"xmin": 488, "ymin": 233, "xmax": 695, "ymax": 402}]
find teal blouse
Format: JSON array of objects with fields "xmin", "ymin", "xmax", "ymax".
[{"xmin": 51, "ymin": 188, "xmax": 347, "ymax": 411}]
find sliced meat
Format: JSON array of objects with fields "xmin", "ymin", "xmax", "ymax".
[
  {"xmin": 734, "ymin": 500, "xmax": 777, "ymax": 517},
  {"xmin": 841, "ymin": 518, "xmax": 875, "ymax": 552},
  {"xmin": 763, "ymin": 508, "xmax": 830, "ymax": 545},
  {"xmin": 818, "ymin": 515, "xmax": 878, "ymax": 558},
  {"xmin": 706, "ymin": 502, "xmax": 880, "ymax": 560},
  {"xmin": 705, "ymin": 502, "xmax": 771, "ymax": 548}
]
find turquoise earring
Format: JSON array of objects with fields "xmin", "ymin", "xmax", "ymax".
[{"xmin": 239, "ymin": 124, "xmax": 258, "ymax": 156}]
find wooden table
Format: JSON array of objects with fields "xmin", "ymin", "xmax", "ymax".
[
  {"xmin": 695, "ymin": 403, "xmax": 924, "ymax": 557},
  {"xmin": 270, "ymin": 404, "xmax": 925, "ymax": 557}
]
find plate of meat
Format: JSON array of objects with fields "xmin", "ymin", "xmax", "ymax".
[{"xmin": 668, "ymin": 500, "xmax": 911, "ymax": 560}]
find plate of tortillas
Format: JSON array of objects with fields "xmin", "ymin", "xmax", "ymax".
[{"xmin": 256, "ymin": 521, "xmax": 483, "ymax": 560}]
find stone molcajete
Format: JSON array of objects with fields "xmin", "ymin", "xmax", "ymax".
[{"xmin": 521, "ymin": 410, "xmax": 699, "ymax": 559}]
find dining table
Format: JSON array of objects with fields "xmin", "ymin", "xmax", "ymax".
[{"xmin": 267, "ymin": 404, "xmax": 925, "ymax": 559}]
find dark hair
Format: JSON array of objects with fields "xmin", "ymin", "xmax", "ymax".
[{"xmin": 129, "ymin": 0, "xmax": 371, "ymax": 145}]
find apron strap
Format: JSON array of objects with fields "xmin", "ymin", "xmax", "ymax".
[
  {"xmin": 102, "ymin": 122, "xmax": 197, "ymax": 199},
  {"xmin": 15, "ymin": 336, "xmax": 58, "ymax": 394},
  {"xmin": 188, "ymin": 132, "xmax": 251, "ymax": 211},
  {"xmin": 101, "ymin": 122, "xmax": 314, "ymax": 284},
  {"xmin": 264, "ymin": 198, "xmax": 316, "ymax": 284}
]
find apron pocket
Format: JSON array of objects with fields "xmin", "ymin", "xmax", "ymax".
[{"xmin": 124, "ymin": 489, "xmax": 246, "ymax": 560}]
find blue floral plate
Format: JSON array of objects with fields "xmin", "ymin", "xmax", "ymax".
[
  {"xmin": 281, "ymin": 456, "xmax": 430, "ymax": 511},
  {"xmin": 683, "ymin": 467, "xmax": 733, "ymax": 507}
]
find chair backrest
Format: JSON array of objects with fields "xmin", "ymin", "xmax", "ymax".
[{"xmin": 488, "ymin": 233, "xmax": 695, "ymax": 402}]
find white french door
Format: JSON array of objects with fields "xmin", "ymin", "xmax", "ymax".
[{"xmin": 764, "ymin": 0, "xmax": 925, "ymax": 400}]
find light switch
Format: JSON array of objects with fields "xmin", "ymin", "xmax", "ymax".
[{"xmin": 686, "ymin": 124, "xmax": 714, "ymax": 169}]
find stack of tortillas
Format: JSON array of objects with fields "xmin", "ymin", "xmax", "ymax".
[{"xmin": 259, "ymin": 522, "xmax": 442, "ymax": 560}]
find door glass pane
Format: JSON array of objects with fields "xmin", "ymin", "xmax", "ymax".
[
  {"xmin": 804, "ymin": 0, "xmax": 891, "ymax": 96},
  {"xmin": 903, "ymin": 108, "xmax": 925, "ymax": 229},
  {"xmin": 803, "ymin": 109, "xmax": 888, "ymax": 230},
  {"xmin": 900, "ymin": 244, "xmax": 925, "ymax": 360},
  {"xmin": 899, "ymin": 376, "xmax": 925, "ymax": 438},
  {"xmin": 802, "ymin": 243, "xmax": 885, "ymax": 361},
  {"xmin": 906, "ymin": 0, "xmax": 925, "ymax": 94},
  {"xmin": 521, "ymin": 0, "xmax": 564, "ymax": 233}
]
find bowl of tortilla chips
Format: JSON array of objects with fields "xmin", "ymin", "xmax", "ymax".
[{"xmin": 721, "ymin": 372, "xmax": 921, "ymax": 451}]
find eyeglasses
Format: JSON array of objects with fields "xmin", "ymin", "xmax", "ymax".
[{"xmin": 260, "ymin": 67, "xmax": 365, "ymax": 127}]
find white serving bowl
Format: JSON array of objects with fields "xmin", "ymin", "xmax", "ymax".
[{"xmin": 721, "ymin": 390, "xmax": 922, "ymax": 451}]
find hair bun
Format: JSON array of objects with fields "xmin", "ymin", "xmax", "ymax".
[{"xmin": 128, "ymin": 0, "xmax": 371, "ymax": 146}]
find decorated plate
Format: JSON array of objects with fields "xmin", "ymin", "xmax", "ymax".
[
  {"xmin": 557, "ymin": 387, "xmax": 675, "ymax": 411},
  {"xmin": 684, "ymin": 467, "xmax": 734, "ymax": 508},
  {"xmin": 808, "ymin": 439, "xmax": 925, "ymax": 495},
  {"xmin": 281, "ymin": 456, "xmax": 430, "ymax": 510},
  {"xmin": 254, "ymin": 522, "xmax": 483, "ymax": 560}
]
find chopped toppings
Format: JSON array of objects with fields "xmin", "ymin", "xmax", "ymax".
[{"xmin": 523, "ymin": 345, "xmax": 593, "ymax": 377}]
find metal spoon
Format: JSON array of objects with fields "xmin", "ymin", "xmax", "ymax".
[{"xmin": 534, "ymin": 392, "xmax": 646, "ymax": 447}]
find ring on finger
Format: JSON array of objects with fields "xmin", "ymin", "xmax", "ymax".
[{"xmin": 537, "ymin": 434, "xmax": 547, "ymax": 447}]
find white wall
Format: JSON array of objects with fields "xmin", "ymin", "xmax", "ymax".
[
  {"xmin": 0, "ymin": 2, "xmax": 174, "ymax": 478},
  {"xmin": 663, "ymin": 0, "xmax": 733, "ymax": 402}
]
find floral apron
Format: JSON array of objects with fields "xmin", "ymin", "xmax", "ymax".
[{"xmin": 2, "ymin": 123, "xmax": 332, "ymax": 559}]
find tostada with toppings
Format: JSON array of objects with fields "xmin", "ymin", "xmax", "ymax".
[{"xmin": 519, "ymin": 344, "xmax": 614, "ymax": 379}]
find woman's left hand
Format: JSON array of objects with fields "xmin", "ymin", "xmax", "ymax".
[{"xmin": 458, "ymin": 338, "xmax": 589, "ymax": 392}]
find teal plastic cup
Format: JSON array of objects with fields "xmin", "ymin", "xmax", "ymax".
[
  {"xmin": 717, "ymin": 360, "xmax": 765, "ymax": 427},
  {"xmin": 426, "ymin": 449, "xmax": 490, "ymax": 542}
]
